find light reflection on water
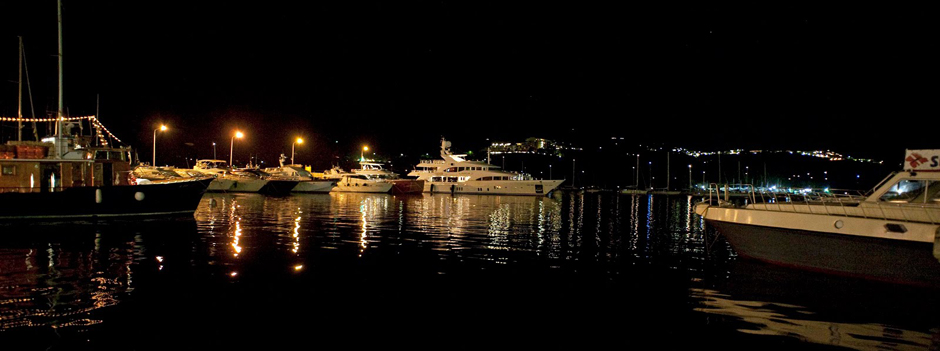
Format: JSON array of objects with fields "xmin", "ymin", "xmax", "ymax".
[{"xmin": 0, "ymin": 192, "xmax": 937, "ymax": 350}]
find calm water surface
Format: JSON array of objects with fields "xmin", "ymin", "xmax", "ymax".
[{"xmin": 1, "ymin": 192, "xmax": 939, "ymax": 350}]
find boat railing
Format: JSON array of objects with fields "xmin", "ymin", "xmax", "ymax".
[
  {"xmin": 704, "ymin": 183, "xmax": 745, "ymax": 206},
  {"xmin": 742, "ymin": 186, "xmax": 940, "ymax": 225}
]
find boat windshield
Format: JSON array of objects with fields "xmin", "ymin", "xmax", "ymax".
[{"xmin": 879, "ymin": 179, "xmax": 940, "ymax": 204}]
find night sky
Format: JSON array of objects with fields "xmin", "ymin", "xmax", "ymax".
[{"xmin": 1, "ymin": 1, "xmax": 936, "ymax": 168}]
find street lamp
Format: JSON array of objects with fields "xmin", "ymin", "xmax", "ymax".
[
  {"xmin": 361, "ymin": 146, "xmax": 369, "ymax": 161},
  {"xmin": 688, "ymin": 164, "xmax": 692, "ymax": 190},
  {"xmin": 153, "ymin": 125, "xmax": 167, "ymax": 166},
  {"xmin": 292, "ymin": 137, "xmax": 303, "ymax": 165},
  {"xmin": 230, "ymin": 131, "xmax": 244, "ymax": 166},
  {"xmin": 212, "ymin": 142, "xmax": 217, "ymax": 159}
]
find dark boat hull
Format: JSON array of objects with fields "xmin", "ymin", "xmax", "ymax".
[
  {"xmin": 390, "ymin": 179, "xmax": 424, "ymax": 194},
  {"xmin": 707, "ymin": 220, "xmax": 940, "ymax": 287},
  {"xmin": 258, "ymin": 180, "xmax": 299, "ymax": 196},
  {"xmin": 0, "ymin": 178, "xmax": 212, "ymax": 220}
]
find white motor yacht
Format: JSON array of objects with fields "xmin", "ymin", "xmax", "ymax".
[
  {"xmin": 330, "ymin": 162, "xmax": 394, "ymax": 194},
  {"xmin": 192, "ymin": 159, "xmax": 297, "ymax": 195},
  {"xmin": 407, "ymin": 138, "xmax": 564, "ymax": 196},
  {"xmin": 191, "ymin": 159, "xmax": 237, "ymax": 192},
  {"xmin": 694, "ymin": 149, "xmax": 940, "ymax": 287},
  {"xmin": 263, "ymin": 155, "xmax": 336, "ymax": 193},
  {"xmin": 354, "ymin": 161, "xmax": 424, "ymax": 194}
]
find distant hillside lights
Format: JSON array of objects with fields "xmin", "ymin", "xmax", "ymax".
[
  {"xmin": 487, "ymin": 138, "xmax": 582, "ymax": 156},
  {"xmin": 486, "ymin": 137, "xmax": 882, "ymax": 166},
  {"xmin": 675, "ymin": 148, "xmax": 881, "ymax": 164}
]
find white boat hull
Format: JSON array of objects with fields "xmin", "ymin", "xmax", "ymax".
[
  {"xmin": 228, "ymin": 179, "xmax": 268, "ymax": 192},
  {"xmin": 424, "ymin": 179, "xmax": 563, "ymax": 196},
  {"xmin": 292, "ymin": 180, "xmax": 336, "ymax": 193},
  {"xmin": 208, "ymin": 178, "xmax": 236, "ymax": 191},
  {"xmin": 695, "ymin": 203, "xmax": 940, "ymax": 287},
  {"xmin": 332, "ymin": 180, "xmax": 394, "ymax": 193}
]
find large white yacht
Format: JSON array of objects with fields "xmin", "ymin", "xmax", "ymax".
[{"xmin": 408, "ymin": 139, "xmax": 564, "ymax": 196}]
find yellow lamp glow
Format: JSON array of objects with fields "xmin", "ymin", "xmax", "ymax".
[{"xmin": 292, "ymin": 137, "xmax": 304, "ymax": 165}]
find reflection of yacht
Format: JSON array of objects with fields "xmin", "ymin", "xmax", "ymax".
[
  {"xmin": 263, "ymin": 155, "xmax": 336, "ymax": 193},
  {"xmin": 694, "ymin": 149, "xmax": 940, "ymax": 287},
  {"xmin": 408, "ymin": 138, "xmax": 564, "ymax": 196}
]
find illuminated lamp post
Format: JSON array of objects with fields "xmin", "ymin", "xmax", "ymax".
[
  {"xmin": 230, "ymin": 131, "xmax": 244, "ymax": 166},
  {"xmin": 292, "ymin": 137, "xmax": 303, "ymax": 165},
  {"xmin": 153, "ymin": 124, "xmax": 167, "ymax": 166}
]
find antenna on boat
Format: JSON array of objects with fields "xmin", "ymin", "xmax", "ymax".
[
  {"xmin": 17, "ymin": 36, "xmax": 23, "ymax": 142},
  {"xmin": 96, "ymin": 94, "xmax": 99, "ymax": 146}
]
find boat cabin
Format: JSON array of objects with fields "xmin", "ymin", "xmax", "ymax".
[
  {"xmin": 0, "ymin": 145, "xmax": 135, "ymax": 193},
  {"xmin": 866, "ymin": 149, "xmax": 940, "ymax": 205}
]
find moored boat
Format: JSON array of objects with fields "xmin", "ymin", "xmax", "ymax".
[
  {"xmin": 353, "ymin": 161, "xmax": 423, "ymax": 194},
  {"xmin": 191, "ymin": 159, "xmax": 298, "ymax": 195},
  {"xmin": 0, "ymin": 2, "xmax": 211, "ymax": 221},
  {"xmin": 408, "ymin": 138, "xmax": 564, "ymax": 196},
  {"xmin": 263, "ymin": 156, "xmax": 336, "ymax": 193},
  {"xmin": 0, "ymin": 145, "xmax": 212, "ymax": 220},
  {"xmin": 694, "ymin": 149, "xmax": 940, "ymax": 287}
]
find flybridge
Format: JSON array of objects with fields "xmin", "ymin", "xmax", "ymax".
[{"xmin": 904, "ymin": 150, "xmax": 940, "ymax": 171}]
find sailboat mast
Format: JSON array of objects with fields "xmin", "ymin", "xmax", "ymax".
[
  {"xmin": 53, "ymin": 0, "xmax": 66, "ymax": 157},
  {"xmin": 17, "ymin": 36, "xmax": 23, "ymax": 142}
]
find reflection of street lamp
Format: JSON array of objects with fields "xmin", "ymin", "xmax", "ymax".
[
  {"xmin": 230, "ymin": 131, "xmax": 244, "ymax": 166},
  {"xmin": 153, "ymin": 125, "xmax": 167, "ymax": 166},
  {"xmin": 292, "ymin": 137, "xmax": 303, "ymax": 165}
]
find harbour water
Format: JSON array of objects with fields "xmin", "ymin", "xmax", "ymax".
[{"xmin": 2, "ymin": 192, "xmax": 939, "ymax": 350}]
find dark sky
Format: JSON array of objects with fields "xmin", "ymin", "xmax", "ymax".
[{"xmin": 1, "ymin": 1, "xmax": 936, "ymax": 166}]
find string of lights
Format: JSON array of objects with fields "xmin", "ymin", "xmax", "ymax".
[{"xmin": 0, "ymin": 115, "xmax": 123, "ymax": 145}]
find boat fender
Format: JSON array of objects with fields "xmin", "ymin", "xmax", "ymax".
[
  {"xmin": 95, "ymin": 189, "xmax": 103, "ymax": 204},
  {"xmin": 135, "ymin": 192, "xmax": 145, "ymax": 201}
]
